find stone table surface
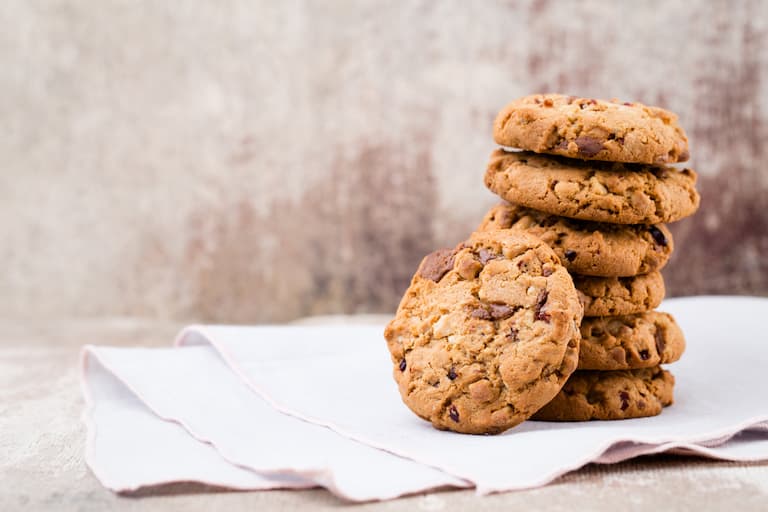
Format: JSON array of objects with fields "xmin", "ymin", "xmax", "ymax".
[{"xmin": 2, "ymin": 317, "xmax": 768, "ymax": 512}]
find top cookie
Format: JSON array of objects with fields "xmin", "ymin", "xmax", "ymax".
[
  {"xmin": 384, "ymin": 230, "xmax": 583, "ymax": 435},
  {"xmin": 493, "ymin": 94, "xmax": 690, "ymax": 164}
]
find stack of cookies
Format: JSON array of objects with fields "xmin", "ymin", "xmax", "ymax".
[
  {"xmin": 481, "ymin": 95, "xmax": 700, "ymax": 421},
  {"xmin": 384, "ymin": 94, "xmax": 699, "ymax": 434}
]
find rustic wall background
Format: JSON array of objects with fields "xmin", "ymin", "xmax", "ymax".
[{"xmin": 2, "ymin": 0, "xmax": 766, "ymax": 322}]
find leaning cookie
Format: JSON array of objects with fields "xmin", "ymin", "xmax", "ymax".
[
  {"xmin": 384, "ymin": 230, "xmax": 583, "ymax": 434},
  {"xmin": 493, "ymin": 94, "xmax": 689, "ymax": 164},
  {"xmin": 478, "ymin": 202, "xmax": 673, "ymax": 277},
  {"xmin": 575, "ymin": 272, "xmax": 665, "ymax": 317},
  {"xmin": 532, "ymin": 367, "xmax": 674, "ymax": 421},
  {"xmin": 484, "ymin": 150, "xmax": 700, "ymax": 225},
  {"xmin": 578, "ymin": 312, "xmax": 685, "ymax": 370}
]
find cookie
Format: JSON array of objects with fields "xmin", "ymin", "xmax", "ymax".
[
  {"xmin": 578, "ymin": 312, "xmax": 685, "ymax": 370},
  {"xmin": 532, "ymin": 367, "xmax": 674, "ymax": 421},
  {"xmin": 478, "ymin": 202, "xmax": 674, "ymax": 277},
  {"xmin": 575, "ymin": 272, "xmax": 665, "ymax": 317},
  {"xmin": 484, "ymin": 150, "xmax": 700, "ymax": 224},
  {"xmin": 384, "ymin": 230, "xmax": 583, "ymax": 434},
  {"xmin": 493, "ymin": 94, "xmax": 689, "ymax": 164}
]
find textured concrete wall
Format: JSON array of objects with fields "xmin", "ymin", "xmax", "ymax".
[{"xmin": 2, "ymin": 0, "xmax": 766, "ymax": 322}]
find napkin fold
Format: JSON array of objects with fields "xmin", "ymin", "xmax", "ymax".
[{"xmin": 81, "ymin": 297, "xmax": 768, "ymax": 501}]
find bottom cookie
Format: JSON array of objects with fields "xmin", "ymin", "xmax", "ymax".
[{"xmin": 532, "ymin": 367, "xmax": 674, "ymax": 421}]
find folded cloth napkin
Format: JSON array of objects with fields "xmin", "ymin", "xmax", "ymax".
[{"xmin": 81, "ymin": 296, "xmax": 768, "ymax": 501}]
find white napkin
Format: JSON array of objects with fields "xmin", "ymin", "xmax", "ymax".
[
  {"xmin": 81, "ymin": 296, "xmax": 768, "ymax": 500},
  {"xmin": 82, "ymin": 344, "xmax": 468, "ymax": 500}
]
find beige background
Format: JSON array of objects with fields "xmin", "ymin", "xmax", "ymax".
[{"xmin": 2, "ymin": 0, "xmax": 767, "ymax": 323}]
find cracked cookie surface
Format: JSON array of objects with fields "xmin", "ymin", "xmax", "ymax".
[
  {"xmin": 532, "ymin": 367, "xmax": 674, "ymax": 421},
  {"xmin": 578, "ymin": 312, "xmax": 685, "ymax": 370},
  {"xmin": 493, "ymin": 94, "xmax": 689, "ymax": 164},
  {"xmin": 575, "ymin": 272, "xmax": 665, "ymax": 317},
  {"xmin": 384, "ymin": 230, "xmax": 583, "ymax": 434},
  {"xmin": 478, "ymin": 202, "xmax": 673, "ymax": 277},
  {"xmin": 484, "ymin": 150, "xmax": 700, "ymax": 225}
]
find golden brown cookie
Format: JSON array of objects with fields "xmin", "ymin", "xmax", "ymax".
[
  {"xmin": 578, "ymin": 312, "xmax": 685, "ymax": 370},
  {"xmin": 493, "ymin": 94, "xmax": 689, "ymax": 164},
  {"xmin": 575, "ymin": 272, "xmax": 665, "ymax": 317},
  {"xmin": 484, "ymin": 150, "xmax": 700, "ymax": 225},
  {"xmin": 478, "ymin": 203, "xmax": 673, "ymax": 277},
  {"xmin": 384, "ymin": 230, "xmax": 583, "ymax": 434},
  {"xmin": 532, "ymin": 367, "xmax": 674, "ymax": 421}
]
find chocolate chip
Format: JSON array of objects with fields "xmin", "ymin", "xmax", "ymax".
[
  {"xmin": 448, "ymin": 405, "xmax": 460, "ymax": 422},
  {"xmin": 678, "ymin": 149, "xmax": 690, "ymax": 161},
  {"xmin": 648, "ymin": 226, "xmax": 668, "ymax": 247},
  {"xmin": 619, "ymin": 391, "xmax": 630, "ymax": 411},
  {"xmin": 447, "ymin": 367, "xmax": 457, "ymax": 380},
  {"xmin": 470, "ymin": 307, "xmax": 491, "ymax": 320},
  {"xmin": 534, "ymin": 289, "xmax": 550, "ymax": 322},
  {"xmin": 489, "ymin": 303, "xmax": 516, "ymax": 320},
  {"xmin": 399, "ymin": 359, "xmax": 406, "ymax": 372},
  {"xmin": 575, "ymin": 136, "xmax": 604, "ymax": 157},
  {"xmin": 543, "ymin": 98, "xmax": 554, "ymax": 107},
  {"xmin": 556, "ymin": 139, "xmax": 569, "ymax": 150},
  {"xmin": 542, "ymin": 266, "xmax": 553, "ymax": 277},
  {"xmin": 564, "ymin": 249, "xmax": 577, "ymax": 262},
  {"xmin": 639, "ymin": 349, "xmax": 650, "ymax": 360},
  {"xmin": 418, "ymin": 248, "xmax": 457, "ymax": 282},
  {"xmin": 637, "ymin": 400, "xmax": 646, "ymax": 410},
  {"xmin": 506, "ymin": 326, "xmax": 519, "ymax": 342},
  {"xmin": 623, "ymin": 101, "xmax": 633, "ymax": 106},
  {"xmin": 654, "ymin": 328, "xmax": 666, "ymax": 354},
  {"xmin": 478, "ymin": 248, "xmax": 499, "ymax": 265}
]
